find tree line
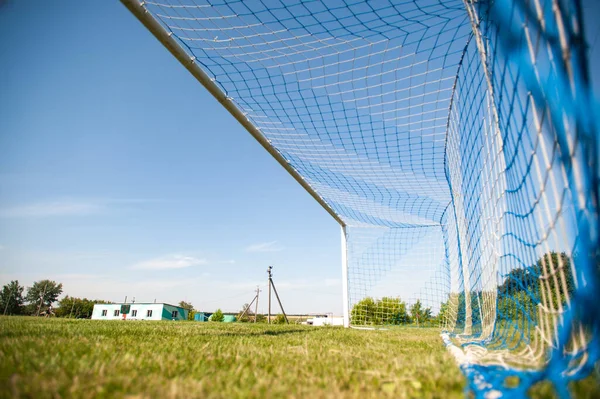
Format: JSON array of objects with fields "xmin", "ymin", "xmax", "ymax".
[
  {"xmin": 449, "ymin": 251, "xmax": 575, "ymax": 330},
  {"xmin": 350, "ymin": 251, "xmax": 578, "ymax": 327},
  {"xmin": 0, "ymin": 284, "xmax": 215, "ymax": 320},
  {"xmin": 0, "ymin": 281, "xmax": 285, "ymax": 323},
  {"xmin": 436, "ymin": 251, "xmax": 578, "ymax": 331},
  {"xmin": 0, "ymin": 279, "xmax": 112, "ymax": 318},
  {"xmin": 350, "ymin": 297, "xmax": 435, "ymax": 326}
]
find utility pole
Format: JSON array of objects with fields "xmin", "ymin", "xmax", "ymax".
[
  {"xmin": 267, "ymin": 265, "xmax": 289, "ymax": 324},
  {"xmin": 238, "ymin": 286, "xmax": 261, "ymax": 322},
  {"xmin": 253, "ymin": 286, "xmax": 260, "ymax": 323},
  {"xmin": 268, "ymin": 266, "xmax": 272, "ymax": 324}
]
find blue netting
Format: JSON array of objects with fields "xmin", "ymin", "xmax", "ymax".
[{"xmin": 127, "ymin": 0, "xmax": 599, "ymax": 396}]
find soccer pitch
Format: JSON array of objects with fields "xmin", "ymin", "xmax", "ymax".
[{"xmin": 0, "ymin": 317, "xmax": 597, "ymax": 398}]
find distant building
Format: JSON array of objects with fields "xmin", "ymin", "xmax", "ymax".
[
  {"xmin": 91, "ymin": 303, "xmax": 188, "ymax": 321},
  {"xmin": 194, "ymin": 312, "xmax": 236, "ymax": 322},
  {"xmin": 304, "ymin": 314, "xmax": 344, "ymax": 326},
  {"xmin": 194, "ymin": 312, "xmax": 210, "ymax": 321}
]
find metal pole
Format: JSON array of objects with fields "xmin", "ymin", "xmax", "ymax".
[
  {"xmin": 120, "ymin": 0, "xmax": 345, "ymax": 227},
  {"xmin": 254, "ymin": 286, "xmax": 260, "ymax": 323},
  {"xmin": 270, "ymin": 279, "xmax": 289, "ymax": 324},
  {"xmin": 341, "ymin": 226, "xmax": 350, "ymax": 327}
]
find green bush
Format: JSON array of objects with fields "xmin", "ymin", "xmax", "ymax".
[
  {"xmin": 211, "ymin": 309, "xmax": 224, "ymax": 322},
  {"xmin": 236, "ymin": 303, "xmax": 254, "ymax": 322},
  {"xmin": 351, "ymin": 297, "xmax": 411, "ymax": 325}
]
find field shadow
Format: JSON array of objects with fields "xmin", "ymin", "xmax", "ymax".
[{"xmin": 196, "ymin": 328, "xmax": 317, "ymax": 337}]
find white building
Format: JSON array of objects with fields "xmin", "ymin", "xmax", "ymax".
[
  {"xmin": 304, "ymin": 314, "xmax": 345, "ymax": 326},
  {"xmin": 91, "ymin": 303, "xmax": 188, "ymax": 321}
]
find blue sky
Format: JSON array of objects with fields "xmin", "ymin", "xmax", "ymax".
[
  {"xmin": 0, "ymin": 0, "xmax": 342, "ymax": 314},
  {"xmin": 0, "ymin": 1, "xmax": 599, "ymax": 315}
]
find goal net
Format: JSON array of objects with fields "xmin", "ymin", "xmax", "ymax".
[{"xmin": 122, "ymin": 0, "xmax": 599, "ymax": 395}]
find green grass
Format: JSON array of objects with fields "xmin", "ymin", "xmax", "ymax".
[
  {"xmin": 0, "ymin": 317, "xmax": 463, "ymax": 398},
  {"xmin": 0, "ymin": 317, "xmax": 598, "ymax": 398}
]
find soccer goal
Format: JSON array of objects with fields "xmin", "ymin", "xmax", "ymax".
[{"xmin": 122, "ymin": 0, "xmax": 599, "ymax": 396}]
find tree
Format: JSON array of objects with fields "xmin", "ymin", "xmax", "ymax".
[
  {"xmin": 497, "ymin": 291, "xmax": 537, "ymax": 322},
  {"xmin": 498, "ymin": 252, "xmax": 574, "ymax": 303},
  {"xmin": 351, "ymin": 297, "xmax": 375, "ymax": 325},
  {"xmin": 273, "ymin": 314, "xmax": 286, "ymax": 324},
  {"xmin": 25, "ymin": 280, "xmax": 63, "ymax": 316},
  {"xmin": 436, "ymin": 252, "xmax": 573, "ymax": 330},
  {"xmin": 178, "ymin": 300, "xmax": 195, "ymax": 320},
  {"xmin": 437, "ymin": 299, "xmax": 450, "ymax": 327},
  {"xmin": 55, "ymin": 296, "xmax": 110, "ymax": 318},
  {"xmin": 498, "ymin": 263, "xmax": 541, "ymax": 297},
  {"xmin": 536, "ymin": 252, "xmax": 574, "ymax": 309},
  {"xmin": 409, "ymin": 300, "xmax": 432, "ymax": 326},
  {"xmin": 351, "ymin": 297, "xmax": 410, "ymax": 325},
  {"xmin": 211, "ymin": 309, "xmax": 224, "ymax": 322},
  {"xmin": 0, "ymin": 280, "xmax": 24, "ymax": 315},
  {"xmin": 254, "ymin": 314, "xmax": 266, "ymax": 323},
  {"xmin": 379, "ymin": 296, "xmax": 410, "ymax": 325},
  {"xmin": 496, "ymin": 251, "xmax": 573, "ymax": 321}
]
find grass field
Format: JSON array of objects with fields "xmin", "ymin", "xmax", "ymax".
[{"xmin": 0, "ymin": 317, "xmax": 598, "ymax": 398}]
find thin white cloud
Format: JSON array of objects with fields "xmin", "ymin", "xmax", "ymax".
[
  {"xmin": 56, "ymin": 273, "xmax": 104, "ymax": 280},
  {"xmin": 0, "ymin": 201, "xmax": 101, "ymax": 218},
  {"xmin": 0, "ymin": 198, "xmax": 159, "ymax": 218},
  {"xmin": 245, "ymin": 241, "xmax": 283, "ymax": 253},
  {"xmin": 131, "ymin": 254, "xmax": 207, "ymax": 270},
  {"xmin": 218, "ymin": 260, "xmax": 236, "ymax": 264}
]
